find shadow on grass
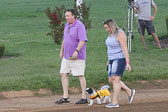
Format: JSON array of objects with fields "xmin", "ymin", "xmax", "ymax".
[{"xmin": 0, "ymin": 52, "xmax": 21, "ymax": 59}]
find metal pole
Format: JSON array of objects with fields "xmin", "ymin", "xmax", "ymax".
[
  {"xmin": 130, "ymin": 8, "xmax": 134, "ymax": 52},
  {"xmin": 127, "ymin": 5, "xmax": 134, "ymax": 52},
  {"xmin": 127, "ymin": 7, "xmax": 131, "ymax": 52}
]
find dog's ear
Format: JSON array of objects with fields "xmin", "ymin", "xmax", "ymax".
[
  {"xmin": 85, "ymin": 88, "xmax": 90, "ymax": 91},
  {"xmin": 85, "ymin": 88, "xmax": 90, "ymax": 94},
  {"xmin": 85, "ymin": 88, "xmax": 93, "ymax": 94},
  {"xmin": 85, "ymin": 88, "xmax": 89, "ymax": 94}
]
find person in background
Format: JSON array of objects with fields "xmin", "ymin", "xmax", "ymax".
[
  {"xmin": 104, "ymin": 18, "xmax": 135, "ymax": 108},
  {"xmin": 134, "ymin": 0, "xmax": 161, "ymax": 49},
  {"xmin": 55, "ymin": 9, "xmax": 88, "ymax": 104}
]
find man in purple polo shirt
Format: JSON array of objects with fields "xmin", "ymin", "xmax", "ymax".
[{"xmin": 55, "ymin": 9, "xmax": 88, "ymax": 104}]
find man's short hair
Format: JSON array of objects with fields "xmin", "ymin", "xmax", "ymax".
[{"xmin": 66, "ymin": 9, "xmax": 76, "ymax": 17}]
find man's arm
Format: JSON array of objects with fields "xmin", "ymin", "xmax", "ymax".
[
  {"xmin": 60, "ymin": 40, "xmax": 64, "ymax": 59},
  {"xmin": 72, "ymin": 41, "xmax": 86, "ymax": 60},
  {"xmin": 133, "ymin": 1, "xmax": 138, "ymax": 14},
  {"xmin": 76, "ymin": 41, "xmax": 86, "ymax": 52},
  {"xmin": 150, "ymin": 4, "xmax": 158, "ymax": 21},
  {"xmin": 134, "ymin": 7, "xmax": 138, "ymax": 14},
  {"xmin": 153, "ymin": 4, "xmax": 158, "ymax": 17}
]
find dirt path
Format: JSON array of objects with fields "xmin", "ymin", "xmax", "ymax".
[
  {"xmin": 152, "ymin": 37, "xmax": 168, "ymax": 48},
  {"xmin": 1, "ymin": 89, "xmax": 168, "ymax": 112}
]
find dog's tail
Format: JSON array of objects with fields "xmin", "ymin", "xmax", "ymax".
[{"xmin": 100, "ymin": 85, "xmax": 110, "ymax": 91}]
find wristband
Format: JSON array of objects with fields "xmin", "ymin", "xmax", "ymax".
[
  {"xmin": 75, "ymin": 49, "xmax": 79, "ymax": 52},
  {"xmin": 126, "ymin": 62, "xmax": 130, "ymax": 64}
]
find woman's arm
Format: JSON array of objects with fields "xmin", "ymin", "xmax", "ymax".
[{"xmin": 117, "ymin": 32, "xmax": 131, "ymax": 72}]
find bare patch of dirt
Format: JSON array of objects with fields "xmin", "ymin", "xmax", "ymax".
[
  {"xmin": 0, "ymin": 80, "xmax": 168, "ymax": 100},
  {"xmin": 0, "ymin": 53, "xmax": 21, "ymax": 60},
  {"xmin": 1, "ymin": 89, "xmax": 168, "ymax": 112},
  {"xmin": 152, "ymin": 37, "xmax": 168, "ymax": 48},
  {"xmin": 0, "ymin": 56, "xmax": 12, "ymax": 59},
  {"xmin": 0, "ymin": 89, "xmax": 52, "ymax": 100},
  {"xmin": 125, "ymin": 80, "xmax": 168, "ymax": 89}
]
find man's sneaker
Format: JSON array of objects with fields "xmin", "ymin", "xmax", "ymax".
[
  {"xmin": 76, "ymin": 98, "xmax": 88, "ymax": 104},
  {"xmin": 128, "ymin": 89, "xmax": 135, "ymax": 104},
  {"xmin": 55, "ymin": 98, "xmax": 70, "ymax": 104},
  {"xmin": 105, "ymin": 103, "xmax": 119, "ymax": 108}
]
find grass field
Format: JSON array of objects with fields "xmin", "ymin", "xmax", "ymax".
[{"xmin": 0, "ymin": 0, "xmax": 168, "ymax": 93}]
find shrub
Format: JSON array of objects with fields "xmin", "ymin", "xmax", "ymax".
[
  {"xmin": 0, "ymin": 44, "xmax": 5, "ymax": 58},
  {"xmin": 46, "ymin": 5, "xmax": 66, "ymax": 45},
  {"xmin": 166, "ymin": 16, "xmax": 168, "ymax": 36}
]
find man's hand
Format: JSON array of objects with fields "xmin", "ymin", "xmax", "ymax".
[
  {"xmin": 72, "ymin": 51, "xmax": 78, "ymax": 60},
  {"xmin": 149, "ymin": 16, "xmax": 155, "ymax": 21}
]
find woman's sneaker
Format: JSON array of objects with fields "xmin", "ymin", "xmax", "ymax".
[
  {"xmin": 105, "ymin": 103, "xmax": 119, "ymax": 108},
  {"xmin": 55, "ymin": 98, "xmax": 70, "ymax": 104},
  {"xmin": 128, "ymin": 89, "xmax": 135, "ymax": 104}
]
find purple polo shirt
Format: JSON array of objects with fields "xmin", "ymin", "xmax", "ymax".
[{"xmin": 63, "ymin": 19, "xmax": 88, "ymax": 60}]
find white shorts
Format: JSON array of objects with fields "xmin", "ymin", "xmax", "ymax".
[{"xmin": 60, "ymin": 58, "xmax": 86, "ymax": 76}]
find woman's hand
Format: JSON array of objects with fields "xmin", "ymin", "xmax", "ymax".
[
  {"xmin": 106, "ymin": 61, "xmax": 109, "ymax": 66},
  {"xmin": 126, "ymin": 63, "xmax": 131, "ymax": 72},
  {"xmin": 106, "ymin": 61, "xmax": 109, "ymax": 71}
]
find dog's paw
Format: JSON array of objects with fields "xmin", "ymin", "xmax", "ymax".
[
  {"xmin": 88, "ymin": 104, "xmax": 93, "ymax": 106},
  {"xmin": 102, "ymin": 101, "xmax": 106, "ymax": 104},
  {"xmin": 97, "ymin": 102, "xmax": 102, "ymax": 104}
]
